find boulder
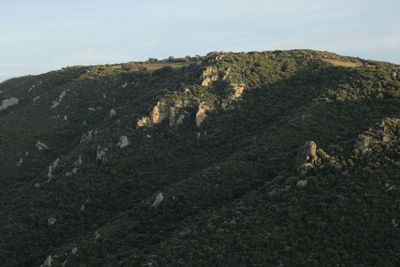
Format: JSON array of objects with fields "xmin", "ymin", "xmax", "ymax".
[
  {"xmin": 137, "ymin": 116, "xmax": 151, "ymax": 128},
  {"xmin": 109, "ymin": 108, "xmax": 117, "ymax": 118},
  {"xmin": 296, "ymin": 180, "xmax": 308, "ymax": 187},
  {"xmin": 152, "ymin": 192, "xmax": 164, "ymax": 208},
  {"xmin": 117, "ymin": 136, "xmax": 129, "ymax": 148},
  {"xmin": 48, "ymin": 217, "xmax": 57, "ymax": 226}
]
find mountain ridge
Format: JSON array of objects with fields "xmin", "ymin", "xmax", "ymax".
[{"xmin": 0, "ymin": 49, "xmax": 399, "ymax": 266}]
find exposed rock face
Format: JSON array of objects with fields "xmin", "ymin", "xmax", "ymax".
[
  {"xmin": 230, "ymin": 83, "xmax": 246, "ymax": 100},
  {"xmin": 117, "ymin": 136, "xmax": 129, "ymax": 148},
  {"xmin": 17, "ymin": 157, "xmax": 23, "ymax": 167},
  {"xmin": 200, "ymin": 66, "xmax": 218, "ymax": 86},
  {"xmin": 296, "ymin": 180, "xmax": 308, "ymax": 187},
  {"xmin": 96, "ymin": 147, "xmax": 107, "ymax": 165},
  {"xmin": 48, "ymin": 217, "xmax": 57, "ymax": 226},
  {"xmin": 222, "ymin": 82, "xmax": 246, "ymax": 109},
  {"xmin": 222, "ymin": 67, "xmax": 231, "ymax": 80},
  {"xmin": 152, "ymin": 192, "xmax": 164, "ymax": 208},
  {"xmin": 137, "ymin": 117, "xmax": 151, "ymax": 128},
  {"xmin": 296, "ymin": 141, "xmax": 318, "ymax": 175},
  {"xmin": 0, "ymin": 97, "xmax": 19, "ymax": 111},
  {"xmin": 169, "ymin": 106, "xmax": 187, "ymax": 127},
  {"xmin": 109, "ymin": 108, "xmax": 117, "ymax": 118},
  {"xmin": 175, "ymin": 113, "xmax": 186, "ymax": 126},
  {"xmin": 47, "ymin": 158, "xmax": 60, "ymax": 182},
  {"xmin": 65, "ymin": 168, "xmax": 78, "ymax": 177},
  {"xmin": 36, "ymin": 141, "xmax": 49, "ymax": 151},
  {"xmin": 94, "ymin": 231, "xmax": 101, "ymax": 241},
  {"xmin": 151, "ymin": 101, "xmax": 169, "ymax": 124},
  {"xmin": 137, "ymin": 101, "xmax": 170, "ymax": 127},
  {"xmin": 80, "ymin": 129, "xmax": 97, "ymax": 143},
  {"xmin": 196, "ymin": 103, "xmax": 212, "ymax": 127},
  {"xmin": 41, "ymin": 255, "xmax": 53, "ymax": 267},
  {"xmin": 297, "ymin": 141, "xmax": 318, "ymax": 165},
  {"xmin": 50, "ymin": 90, "xmax": 68, "ymax": 110}
]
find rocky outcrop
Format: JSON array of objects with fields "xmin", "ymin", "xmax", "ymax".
[
  {"xmin": 296, "ymin": 141, "xmax": 318, "ymax": 175},
  {"xmin": 109, "ymin": 108, "xmax": 117, "ymax": 118},
  {"xmin": 138, "ymin": 100, "xmax": 192, "ymax": 128},
  {"xmin": 152, "ymin": 192, "xmax": 164, "ymax": 208},
  {"xmin": 296, "ymin": 180, "xmax": 308, "ymax": 187},
  {"xmin": 137, "ymin": 117, "xmax": 151, "ymax": 128},
  {"xmin": 17, "ymin": 157, "xmax": 23, "ymax": 167},
  {"xmin": 222, "ymin": 67, "xmax": 231, "ymax": 80},
  {"xmin": 50, "ymin": 90, "xmax": 68, "ymax": 110},
  {"xmin": 230, "ymin": 82, "xmax": 246, "ymax": 99},
  {"xmin": 80, "ymin": 129, "xmax": 97, "ymax": 143},
  {"xmin": 169, "ymin": 106, "xmax": 188, "ymax": 127},
  {"xmin": 117, "ymin": 136, "xmax": 129, "ymax": 148},
  {"xmin": 65, "ymin": 168, "xmax": 78, "ymax": 177},
  {"xmin": 96, "ymin": 147, "xmax": 107, "ymax": 165},
  {"xmin": 200, "ymin": 66, "xmax": 218, "ymax": 86},
  {"xmin": 0, "ymin": 97, "xmax": 19, "ymax": 111},
  {"xmin": 196, "ymin": 103, "xmax": 212, "ymax": 127},
  {"xmin": 36, "ymin": 141, "xmax": 49, "ymax": 151},
  {"xmin": 151, "ymin": 101, "xmax": 169, "ymax": 124},
  {"xmin": 297, "ymin": 141, "xmax": 318, "ymax": 165},
  {"xmin": 222, "ymin": 82, "xmax": 246, "ymax": 109},
  {"xmin": 41, "ymin": 255, "xmax": 53, "ymax": 267},
  {"xmin": 48, "ymin": 217, "xmax": 57, "ymax": 226},
  {"xmin": 353, "ymin": 118, "xmax": 400, "ymax": 154},
  {"xmin": 47, "ymin": 158, "xmax": 60, "ymax": 182},
  {"xmin": 94, "ymin": 231, "xmax": 101, "ymax": 241}
]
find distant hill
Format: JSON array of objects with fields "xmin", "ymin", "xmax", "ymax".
[{"xmin": 0, "ymin": 50, "xmax": 399, "ymax": 266}]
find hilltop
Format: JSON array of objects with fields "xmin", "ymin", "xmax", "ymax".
[{"xmin": 0, "ymin": 50, "xmax": 400, "ymax": 266}]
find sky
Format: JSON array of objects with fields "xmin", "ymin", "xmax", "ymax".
[{"xmin": 1, "ymin": 0, "xmax": 399, "ymax": 82}]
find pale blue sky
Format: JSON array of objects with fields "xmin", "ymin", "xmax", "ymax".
[{"xmin": 1, "ymin": 0, "xmax": 399, "ymax": 82}]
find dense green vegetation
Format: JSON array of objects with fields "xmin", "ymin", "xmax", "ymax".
[{"xmin": 0, "ymin": 50, "xmax": 399, "ymax": 266}]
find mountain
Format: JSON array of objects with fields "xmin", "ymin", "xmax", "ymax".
[{"xmin": 0, "ymin": 50, "xmax": 399, "ymax": 266}]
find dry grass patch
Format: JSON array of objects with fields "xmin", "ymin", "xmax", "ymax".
[{"xmin": 323, "ymin": 59, "xmax": 362, "ymax": 68}]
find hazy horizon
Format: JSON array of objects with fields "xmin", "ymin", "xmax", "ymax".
[{"xmin": 1, "ymin": 0, "xmax": 399, "ymax": 82}]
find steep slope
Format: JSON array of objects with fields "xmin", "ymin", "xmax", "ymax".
[{"xmin": 0, "ymin": 50, "xmax": 399, "ymax": 266}]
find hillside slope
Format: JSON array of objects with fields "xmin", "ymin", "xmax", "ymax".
[{"xmin": 0, "ymin": 50, "xmax": 399, "ymax": 266}]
